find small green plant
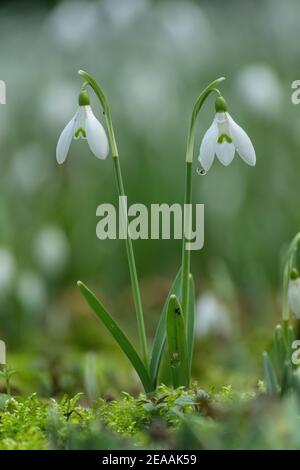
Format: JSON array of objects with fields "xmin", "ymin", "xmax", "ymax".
[
  {"xmin": 57, "ymin": 71, "xmax": 256, "ymax": 392},
  {"xmin": 0, "ymin": 365, "xmax": 16, "ymax": 396},
  {"xmin": 263, "ymin": 233, "xmax": 300, "ymax": 397}
]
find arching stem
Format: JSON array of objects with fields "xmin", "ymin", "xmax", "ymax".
[
  {"xmin": 78, "ymin": 70, "xmax": 148, "ymax": 368},
  {"xmin": 181, "ymin": 78, "xmax": 225, "ymax": 321}
]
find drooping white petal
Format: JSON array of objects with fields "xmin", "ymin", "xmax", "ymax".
[
  {"xmin": 288, "ymin": 278, "xmax": 300, "ymax": 319},
  {"xmin": 227, "ymin": 113, "xmax": 256, "ymax": 166},
  {"xmin": 215, "ymin": 141, "xmax": 235, "ymax": 166},
  {"xmin": 84, "ymin": 106, "xmax": 109, "ymax": 160},
  {"xmin": 56, "ymin": 111, "xmax": 78, "ymax": 164},
  {"xmin": 198, "ymin": 118, "xmax": 218, "ymax": 171}
]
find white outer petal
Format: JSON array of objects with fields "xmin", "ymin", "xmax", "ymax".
[
  {"xmin": 215, "ymin": 141, "xmax": 235, "ymax": 166},
  {"xmin": 85, "ymin": 106, "xmax": 109, "ymax": 160},
  {"xmin": 288, "ymin": 279, "xmax": 300, "ymax": 319},
  {"xmin": 198, "ymin": 118, "xmax": 218, "ymax": 171},
  {"xmin": 227, "ymin": 113, "xmax": 256, "ymax": 166},
  {"xmin": 56, "ymin": 110, "xmax": 78, "ymax": 164}
]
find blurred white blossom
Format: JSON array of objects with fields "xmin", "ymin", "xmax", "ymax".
[
  {"xmin": 235, "ymin": 64, "xmax": 282, "ymax": 116},
  {"xmin": 48, "ymin": 0, "xmax": 100, "ymax": 48},
  {"xmin": 117, "ymin": 62, "xmax": 177, "ymax": 134},
  {"xmin": 0, "ymin": 340, "xmax": 5, "ymax": 364},
  {"xmin": 158, "ymin": 0, "xmax": 212, "ymax": 52},
  {"xmin": 16, "ymin": 271, "xmax": 47, "ymax": 314},
  {"xmin": 33, "ymin": 226, "xmax": 70, "ymax": 278},
  {"xmin": 10, "ymin": 144, "xmax": 51, "ymax": 192},
  {"xmin": 195, "ymin": 292, "xmax": 233, "ymax": 338},
  {"xmin": 288, "ymin": 277, "xmax": 300, "ymax": 319},
  {"xmin": 103, "ymin": 0, "xmax": 148, "ymax": 26},
  {"xmin": 0, "ymin": 248, "xmax": 16, "ymax": 296},
  {"xmin": 39, "ymin": 80, "xmax": 78, "ymax": 127}
]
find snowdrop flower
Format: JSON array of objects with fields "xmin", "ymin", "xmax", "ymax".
[
  {"xmin": 16, "ymin": 271, "xmax": 47, "ymax": 315},
  {"xmin": 198, "ymin": 96, "xmax": 256, "ymax": 172},
  {"xmin": 33, "ymin": 225, "xmax": 70, "ymax": 277},
  {"xmin": 56, "ymin": 89, "xmax": 109, "ymax": 164},
  {"xmin": 195, "ymin": 292, "xmax": 233, "ymax": 338},
  {"xmin": 0, "ymin": 340, "xmax": 5, "ymax": 365},
  {"xmin": 0, "ymin": 248, "xmax": 16, "ymax": 296},
  {"xmin": 235, "ymin": 64, "xmax": 282, "ymax": 117},
  {"xmin": 288, "ymin": 269, "xmax": 300, "ymax": 319}
]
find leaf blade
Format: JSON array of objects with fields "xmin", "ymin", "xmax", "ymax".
[
  {"xmin": 77, "ymin": 281, "xmax": 153, "ymax": 393},
  {"xmin": 186, "ymin": 274, "xmax": 195, "ymax": 374},
  {"xmin": 167, "ymin": 295, "xmax": 189, "ymax": 388},
  {"xmin": 150, "ymin": 268, "xmax": 182, "ymax": 387},
  {"xmin": 262, "ymin": 351, "xmax": 279, "ymax": 396}
]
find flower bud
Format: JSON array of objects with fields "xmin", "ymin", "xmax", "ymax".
[
  {"xmin": 78, "ymin": 89, "xmax": 90, "ymax": 107},
  {"xmin": 215, "ymin": 95, "xmax": 228, "ymax": 113}
]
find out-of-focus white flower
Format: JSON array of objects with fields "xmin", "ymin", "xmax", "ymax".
[
  {"xmin": 16, "ymin": 271, "xmax": 47, "ymax": 314},
  {"xmin": 84, "ymin": 353, "xmax": 100, "ymax": 402},
  {"xmin": 48, "ymin": 0, "xmax": 99, "ymax": 48},
  {"xmin": 159, "ymin": 1, "xmax": 212, "ymax": 52},
  {"xmin": 103, "ymin": 0, "xmax": 148, "ymax": 26},
  {"xmin": 195, "ymin": 292, "xmax": 233, "ymax": 338},
  {"xmin": 198, "ymin": 97, "xmax": 256, "ymax": 172},
  {"xmin": 117, "ymin": 62, "xmax": 177, "ymax": 138},
  {"xmin": 56, "ymin": 90, "xmax": 109, "ymax": 164},
  {"xmin": 33, "ymin": 226, "xmax": 70, "ymax": 278},
  {"xmin": 0, "ymin": 248, "xmax": 16, "ymax": 296},
  {"xmin": 288, "ymin": 276, "xmax": 300, "ymax": 319},
  {"xmin": 11, "ymin": 144, "xmax": 50, "ymax": 192},
  {"xmin": 40, "ymin": 80, "xmax": 79, "ymax": 126},
  {"xmin": 0, "ymin": 340, "xmax": 6, "ymax": 365},
  {"xmin": 235, "ymin": 64, "xmax": 282, "ymax": 116}
]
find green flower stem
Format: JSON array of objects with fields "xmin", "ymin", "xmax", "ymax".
[
  {"xmin": 78, "ymin": 70, "xmax": 148, "ymax": 367},
  {"xmin": 181, "ymin": 77, "xmax": 225, "ymax": 319}
]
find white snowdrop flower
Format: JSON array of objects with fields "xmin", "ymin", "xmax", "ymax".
[
  {"xmin": 195, "ymin": 292, "xmax": 233, "ymax": 338},
  {"xmin": 288, "ymin": 270, "xmax": 300, "ymax": 319},
  {"xmin": 33, "ymin": 226, "xmax": 70, "ymax": 277},
  {"xmin": 56, "ymin": 89, "xmax": 109, "ymax": 164},
  {"xmin": 0, "ymin": 248, "xmax": 16, "ymax": 296},
  {"xmin": 48, "ymin": 1, "xmax": 99, "ymax": 49},
  {"xmin": 235, "ymin": 64, "xmax": 282, "ymax": 116},
  {"xmin": 198, "ymin": 96, "xmax": 256, "ymax": 173},
  {"xmin": 0, "ymin": 340, "xmax": 5, "ymax": 365},
  {"xmin": 16, "ymin": 271, "xmax": 47, "ymax": 315}
]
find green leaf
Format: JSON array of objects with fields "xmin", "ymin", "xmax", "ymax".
[
  {"xmin": 262, "ymin": 351, "xmax": 279, "ymax": 397},
  {"xmin": 150, "ymin": 268, "xmax": 182, "ymax": 388},
  {"xmin": 280, "ymin": 361, "xmax": 293, "ymax": 396},
  {"xmin": 272, "ymin": 324, "xmax": 287, "ymax": 379},
  {"xmin": 186, "ymin": 274, "xmax": 195, "ymax": 374},
  {"xmin": 166, "ymin": 295, "xmax": 189, "ymax": 388},
  {"xmin": 77, "ymin": 281, "xmax": 153, "ymax": 393}
]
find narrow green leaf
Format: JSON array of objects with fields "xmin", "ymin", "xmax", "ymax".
[
  {"xmin": 280, "ymin": 361, "xmax": 293, "ymax": 396},
  {"xmin": 272, "ymin": 324, "xmax": 287, "ymax": 379},
  {"xmin": 262, "ymin": 351, "xmax": 279, "ymax": 397},
  {"xmin": 150, "ymin": 268, "xmax": 182, "ymax": 387},
  {"xmin": 186, "ymin": 274, "xmax": 195, "ymax": 373},
  {"xmin": 167, "ymin": 295, "xmax": 189, "ymax": 388},
  {"xmin": 77, "ymin": 281, "xmax": 153, "ymax": 393}
]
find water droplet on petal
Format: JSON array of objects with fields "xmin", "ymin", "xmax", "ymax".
[{"xmin": 197, "ymin": 165, "xmax": 206, "ymax": 176}]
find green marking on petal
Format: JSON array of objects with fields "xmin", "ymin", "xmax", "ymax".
[
  {"xmin": 75, "ymin": 127, "xmax": 86, "ymax": 139},
  {"xmin": 217, "ymin": 133, "xmax": 232, "ymax": 144}
]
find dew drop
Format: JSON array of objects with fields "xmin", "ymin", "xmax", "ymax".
[{"xmin": 196, "ymin": 165, "xmax": 206, "ymax": 176}]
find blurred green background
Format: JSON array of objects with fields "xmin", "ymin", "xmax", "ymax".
[{"xmin": 0, "ymin": 0, "xmax": 299, "ymax": 397}]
